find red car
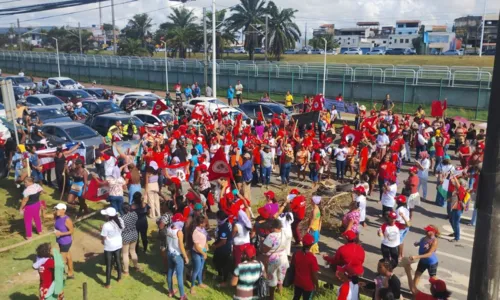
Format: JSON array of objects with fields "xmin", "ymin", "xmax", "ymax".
[{"xmin": 52, "ymin": 89, "xmax": 94, "ymax": 104}]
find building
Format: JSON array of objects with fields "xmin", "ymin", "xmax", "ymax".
[
  {"xmin": 386, "ymin": 20, "xmax": 421, "ymax": 49},
  {"xmin": 483, "ymin": 14, "xmax": 498, "ymax": 50},
  {"xmin": 335, "ymin": 27, "xmax": 371, "ymax": 50},
  {"xmin": 454, "ymin": 14, "xmax": 497, "ymax": 52},
  {"xmin": 394, "ymin": 20, "xmax": 421, "ymax": 35},
  {"xmin": 0, "ymin": 26, "xmax": 56, "ymax": 47},
  {"xmin": 312, "ymin": 24, "xmax": 334, "ymax": 37},
  {"xmin": 426, "ymin": 32, "xmax": 458, "ymax": 54}
]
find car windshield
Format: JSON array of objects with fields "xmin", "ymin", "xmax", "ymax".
[
  {"xmin": 118, "ymin": 117, "xmax": 144, "ymax": 127},
  {"xmin": 0, "ymin": 103, "xmax": 4, "ymax": 109},
  {"xmin": 65, "ymin": 126, "xmax": 98, "ymax": 140},
  {"xmin": 71, "ymin": 90, "xmax": 91, "ymax": 98},
  {"xmin": 208, "ymin": 99, "xmax": 227, "ymax": 106},
  {"xmin": 43, "ymin": 97, "xmax": 64, "ymax": 105},
  {"xmin": 158, "ymin": 113, "xmax": 174, "ymax": 123},
  {"xmin": 60, "ymin": 79, "xmax": 76, "ymax": 86},
  {"xmin": 13, "ymin": 86, "xmax": 24, "ymax": 94},
  {"xmin": 268, "ymin": 105, "xmax": 290, "ymax": 114},
  {"xmin": 13, "ymin": 77, "xmax": 32, "ymax": 84},
  {"xmin": 97, "ymin": 102, "xmax": 121, "ymax": 113},
  {"xmin": 36, "ymin": 108, "xmax": 65, "ymax": 120}
]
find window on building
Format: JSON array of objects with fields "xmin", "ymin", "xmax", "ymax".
[
  {"xmin": 405, "ymin": 39, "xmax": 409, "ymax": 43},
  {"xmin": 389, "ymin": 36, "xmax": 392, "ymax": 39},
  {"xmin": 389, "ymin": 42, "xmax": 392, "ymax": 44},
  {"xmin": 398, "ymin": 32, "xmax": 402, "ymax": 35},
  {"xmin": 400, "ymin": 39, "xmax": 404, "ymax": 43},
  {"xmin": 383, "ymin": 41, "xmax": 387, "ymax": 44}
]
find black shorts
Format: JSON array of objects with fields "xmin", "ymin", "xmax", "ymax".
[
  {"xmin": 59, "ymin": 242, "xmax": 72, "ymax": 253},
  {"xmin": 416, "ymin": 261, "xmax": 438, "ymax": 277},
  {"xmin": 234, "ymin": 175, "xmax": 243, "ymax": 183}
]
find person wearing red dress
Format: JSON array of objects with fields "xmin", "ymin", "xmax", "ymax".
[{"xmin": 33, "ymin": 243, "xmax": 64, "ymax": 300}]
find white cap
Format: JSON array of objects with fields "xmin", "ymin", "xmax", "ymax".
[
  {"xmin": 197, "ymin": 137, "xmax": 203, "ymax": 141},
  {"xmin": 54, "ymin": 203, "xmax": 67, "ymax": 210},
  {"xmin": 149, "ymin": 161, "xmax": 159, "ymax": 170},
  {"xmin": 101, "ymin": 207, "xmax": 117, "ymax": 217},
  {"xmin": 76, "ymin": 102, "xmax": 82, "ymax": 107}
]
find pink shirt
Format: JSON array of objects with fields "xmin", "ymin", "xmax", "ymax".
[{"xmin": 192, "ymin": 227, "xmax": 207, "ymax": 250}]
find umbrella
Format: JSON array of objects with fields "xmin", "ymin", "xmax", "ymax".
[
  {"xmin": 477, "ymin": 122, "xmax": 487, "ymax": 130},
  {"xmin": 453, "ymin": 116, "xmax": 469, "ymax": 124}
]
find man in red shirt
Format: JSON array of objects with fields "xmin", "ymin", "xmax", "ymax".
[
  {"xmin": 404, "ymin": 263, "xmax": 452, "ymax": 300},
  {"xmin": 378, "ymin": 154, "xmax": 396, "ymax": 201},
  {"xmin": 323, "ymin": 230, "xmax": 365, "ymax": 276},
  {"xmin": 290, "ymin": 191, "xmax": 306, "ymax": 245},
  {"xmin": 292, "ymin": 234, "xmax": 319, "ymax": 299}
]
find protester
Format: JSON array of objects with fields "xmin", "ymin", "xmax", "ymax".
[
  {"xmin": 307, "ymin": 196, "xmax": 322, "ymax": 254},
  {"xmin": 54, "ymin": 203, "xmax": 74, "ymax": 278},
  {"xmin": 323, "ymin": 230, "xmax": 365, "ymax": 276},
  {"xmin": 415, "ymin": 151, "xmax": 430, "ymax": 201},
  {"xmin": 378, "ymin": 211, "xmax": 401, "ymax": 269},
  {"xmin": 132, "ymin": 192, "xmax": 150, "ymax": 252},
  {"xmin": 121, "ymin": 203, "xmax": 141, "ymax": 275},
  {"xmin": 292, "ymin": 234, "xmax": 319, "ymax": 300},
  {"xmin": 410, "ymin": 225, "xmax": 439, "ymax": 287},
  {"xmin": 33, "ymin": 243, "xmax": 65, "ymax": 299},
  {"xmin": 67, "ymin": 159, "xmax": 89, "ymax": 215},
  {"xmin": 404, "ymin": 166, "xmax": 420, "ymax": 219},
  {"xmin": 231, "ymin": 244, "xmax": 264, "ymax": 300},
  {"xmin": 212, "ymin": 210, "xmax": 233, "ymax": 286},
  {"xmin": 166, "ymin": 213, "xmax": 189, "ymax": 299},
  {"xmin": 342, "ymin": 200, "xmax": 361, "ymax": 234},
  {"xmin": 191, "ymin": 215, "xmax": 209, "ymax": 293},
  {"xmin": 20, "ymin": 177, "xmax": 43, "ymax": 239},
  {"xmin": 366, "ymin": 259, "xmax": 401, "ymax": 300},
  {"xmin": 100, "ymin": 207, "xmax": 124, "ymax": 288},
  {"xmin": 394, "ymin": 195, "xmax": 411, "ymax": 261},
  {"xmin": 262, "ymin": 218, "xmax": 289, "ymax": 299},
  {"xmin": 145, "ymin": 161, "xmax": 161, "ymax": 219}
]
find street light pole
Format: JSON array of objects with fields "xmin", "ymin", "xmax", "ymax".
[
  {"xmin": 479, "ymin": 0, "xmax": 487, "ymax": 57},
  {"xmin": 161, "ymin": 41, "xmax": 169, "ymax": 93},
  {"xmin": 203, "ymin": 7, "xmax": 208, "ymax": 90},
  {"xmin": 321, "ymin": 37, "xmax": 327, "ymax": 96},
  {"xmin": 111, "ymin": 0, "xmax": 117, "ymax": 55},
  {"xmin": 212, "ymin": 0, "xmax": 217, "ymax": 98},
  {"xmin": 78, "ymin": 22, "xmax": 83, "ymax": 55},
  {"xmin": 53, "ymin": 37, "xmax": 60, "ymax": 77}
]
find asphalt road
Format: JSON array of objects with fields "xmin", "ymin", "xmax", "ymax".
[{"xmin": 245, "ymin": 156, "xmax": 475, "ymax": 300}]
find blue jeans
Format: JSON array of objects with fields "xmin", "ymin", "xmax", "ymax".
[
  {"xmin": 261, "ymin": 166, "xmax": 271, "ymax": 185},
  {"xmin": 281, "ymin": 163, "xmax": 291, "ymax": 184},
  {"xmin": 336, "ymin": 159, "xmax": 346, "ymax": 179},
  {"xmin": 128, "ymin": 184, "xmax": 141, "ymax": 204},
  {"xmin": 449, "ymin": 209, "xmax": 462, "ymax": 241},
  {"xmin": 191, "ymin": 250, "xmax": 205, "ymax": 287},
  {"xmin": 108, "ymin": 196, "xmax": 124, "ymax": 215},
  {"xmin": 434, "ymin": 156, "xmax": 443, "ymax": 174},
  {"xmin": 167, "ymin": 253, "xmax": 185, "ymax": 296}
]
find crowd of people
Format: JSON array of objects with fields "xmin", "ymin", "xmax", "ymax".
[{"xmin": 0, "ymin": 77, "xmax": 486, "ymax": 300}]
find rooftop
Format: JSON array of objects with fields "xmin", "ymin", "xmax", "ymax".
[
  {"xmin": 396, "ymin": 20, "xmax": 421, "ymax": 24},
  {"xmin": 356, "ymin": 22, "xmax": 380, "ymax": 26}
]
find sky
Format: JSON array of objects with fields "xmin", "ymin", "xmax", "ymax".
[{"xmin": 0, "ymin": 0, "xmax": 498, "ymax": 42}]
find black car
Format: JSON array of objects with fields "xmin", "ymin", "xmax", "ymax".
[
  {"xmin": 385, "ymin": 48, "xmax": 415, "ymax": 55},
  {"xmin": 5, "ymin": 76, "xmax": 36, "ymax": 89},
  {"xmin": 119, "ymin": 96, "xmax": 158, "ymax": 111},
  {"xmin": 26, "ymin": 94, "xmax": 65, "ymax": 109},
  {"xmin": 83, "ymin": 88, "xmax": 111, "ymax": 99},
  {"xmin": 28, "ymin": 106, "xmax": 72, "ymax": 123},
  {"xmin": 81, "ymin": 100, "xmax": 124, "ymax": 115},
  {"xmin": 482, "ymin": 49, "xmax": 496, "ymax": 56},
  {"xmin": 85, "ymin": 113, "xmax": 144, "ymax": 137},
  {"xmin": 0, "ymin": 85, "xmax": 25, "ymax": 103},
  {"xmin": 237, "ymin": 102, "xmax": 291, "ymax": 121}
]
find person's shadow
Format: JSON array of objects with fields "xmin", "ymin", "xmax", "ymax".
[{"xmin": 9, "ymin": 292, "xmax": 38, "ymax": 300}]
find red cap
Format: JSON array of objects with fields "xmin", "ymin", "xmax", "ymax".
[
  {"xmin": 429, "ymin": 277, "xmax": 448, "ymax": 293},
  {"xmin": 185, "ymin": 191, "xmax": 198, "ymax": 202},
  {"xmin": 424, "ymin": 225, "xmax": 439, "ymax": 234},
  {"xmin": 302, "ymin": 233, "xmax": 315, "ymax": 246},
  {"xmin": 170, "ymin": 177, "xmax": 181, "ymax": 187},
  {"xmin": 264, "ymin": 190, "xmax": 275, "ymax": 199},
  {"xmin": 336, "ymin": 264, "xmax": 357, "ymax": 277},
  {"xmin": 395, "ymin": 194, "xmax": 407, "ymax": 204},
  {"xmin": 171, "ymin": 213, "xmax": 186, "ymax": 223},
  {"xmin": 409, "ymin": 166, "xmax": 418, "ymax": 173},
  {"xmin": 342, "ymin": 230, "xmax": 357, "ymax": 241},
  {"xmin": 353, "ymin": 185, "xmax": 366, "ymax": 195},
  {"xmin": 257, "ymin": 206, "xmax": 271, "ymax": 219},
  {"xmin": 290, "ymin": 188, "xmax": 300, "ymax": 195},
  {"xmin": 199, "ymin": 164, "xmax": 208, "ymax": 172},
  {"xmin": 340, "ymin": 140, "xmax": 347, "ymax": 146},
  {"xmin": 388, "ymin": 211, "xmax": 397, "ymax": 219}
]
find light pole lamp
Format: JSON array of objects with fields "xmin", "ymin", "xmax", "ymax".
[
  {"xmin": 22, "ymin": 31, "xmax": 60, "ymax": 77},
  {"xmin": 160, "ymin": 40, "xmax": 169, "ymax": 93},
  {"xmin": 321, "ymin": 37, "xmax": 327, "ymax": 96}
]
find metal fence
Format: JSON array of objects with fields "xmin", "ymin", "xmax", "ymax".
[{"xmin": 0, "ymin": 51, "xmax": 491, "ymax": 118}]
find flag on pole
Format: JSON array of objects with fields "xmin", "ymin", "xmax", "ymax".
[
  {"xmin": 164, "ymin": 161, "xmax": 190, "ymax": 181},
  {"xmin": 151, "ymin": 99, "xmax": 168, "ymax": 116},
  {"xmin": 208, "ymin": 147, "xmax": 233, "ymax": 181},
  {"xmin": 36, "ymin": 142, "xmax": 85, "ymax": 172},
  {"xmin": 311, "ymin": 94, "xmax": 324, "ymax": 111},
  {"xmin": 341, "ymin": 125, "xmax": 364, "ymax": 146},
  {"xmin": 84, "ymin": 177, "xmax": 109, "ymax": 201},
  {"xmin": 191, "ymin": 104, "xmax": 207, "ymax": 120}
]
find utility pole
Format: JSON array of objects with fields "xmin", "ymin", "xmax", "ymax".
[
  {"xmin": 78, "ymin": 22, "xmax": 83, "ymax": 55},
  {"xmin": 17, "ymin": 18, "xmax": 22, "ymax": 52},
  {"xmin": 203, "ymin": 7, "xmax": 208, "ymax": 90},
  {"xmin": 478, "ymin": 0, "xmax": 487, "ymax": 57},
  {"xmin": 467, "ymin": 18, "xmax": 500, "ymax": 300},
  {"xmin": 111, "ymin": 0, "xmax": 117, "ymax": 55},
  {"xmin": 212, "ymin": 0, "xmax": 217, "ymax": 98},
  {"xmin": 304, "ymin": 22, "xmax": 307, "ymax": 48},
  {"xmin": 265, "ymin": 15, "xmax": 268, "ymax": 61},
  {"xmin": 99, "ymin": 0, "xmax": 106, "ymax": 45}
]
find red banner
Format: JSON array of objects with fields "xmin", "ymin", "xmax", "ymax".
[
  {"xmin": 151, "ymin": 99, "xmax": 168, "ymax": 116},
  {"xmin": 208, "ymin": 148, "xmax": 233, "ymax": 181}
]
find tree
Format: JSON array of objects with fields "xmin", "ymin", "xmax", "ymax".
[
  {"xmin": 227, "ymin": 0, "xmax": 267, "ymax": 60},
  {"xmin": 121, "ymin": 13, "xmax": 153, "ymax": 47},
  {"xmin": 117, "ymin": 38, "xmax": 150, "ymax": 56},
  {"xmin": 102, "ymin": 23, "xmax": 116, "ymax": 31},
  {"xmin": 157, "ymin": 7, "xmax": 199, "ymax": 59},
  {"xmin": 264, "ymin": 2, "xmax": 300, "ymax": 61},
  {"xmin": 202, "ymin": 9, "xmax": 238, "ymax": 59},
  {"xmin": 308, "ymin": 34, "xmax": 338, "ymax": 50},
  {"xmin": 43, "ymin": 27, "xmax": 95, "ymax": 53}
]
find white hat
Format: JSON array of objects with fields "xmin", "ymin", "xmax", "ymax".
[
  {"xmin": 359, "ymin": 105, "xmax": 366, "ymax": 111},
  {"xmin": 54, "ymin": 203, "xmax": 67, "ymax": 210},
  {"xmin": 243, "ymin": 153, "xmax": 251, "ymax": 159},
  {"xmin": 149, "ymin": 161, "xmax": 159, "ymax": 170},
  {"xmin": 76, "ymin": 102, "xmax": 82, "ymax": 107},
  {"xmin": 197, "ymin": 137, "xmax": 203, "ymax": 141},
  {"xmin": 101, "ymin": 207, "xmax": 117, "ymax": 217},
  {"xmin": 140, "ymin": 101, "xmax": 147, "ymax": 106}
]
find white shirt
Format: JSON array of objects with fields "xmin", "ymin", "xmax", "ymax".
[
  {"xmin": 278, "ymin": 213, "xmax": 294, "ymax": 239},
  {"xmin": 334, "ymin": 147, "xmax": 348, "ymax": 161},
  {"xmin": 205, "ymin": 86, "xmax": 213, "ymax": 97},
  {"xmin": 235, "ymin": 84, "xmax": 243, "ymax": 95},
  {"xmin": 381, "ymin": 183, "xmax": 397, "ymax": 208},
  {"xmin": 233, "ymin": 222, "xmax": 250, "ymax": 246},
  {"xmin": 330, "ymin": 109, "xmax": 338, "ymax": 121},
  {"xmin": 355, "ymin": 195, "xmax": 367, "ymax": 222},
  {"xmin": 376, "ymin": 134, "xmax": 390, "ymax": 148},
  {"xmin": 100, "ymin": 219, "xmax": 124, "ymax": 251},
  {"xmin": 380, "ymin": 223, "xmax": 401, "ymax": 247},
  {"xmin": 104, "ymin": 156, "xmax": 117, "ymax": 177},
  {"xmin": 417, "ymin": 158, "xmax": 430, "ymax": 179},
  {"xmin": 396, "ymin": 206, "xmax": 410, "ymax": 227}
]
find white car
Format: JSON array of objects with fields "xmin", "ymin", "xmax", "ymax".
[
  {"xmin": 47, "ymin": 77, "xmax": 84, "ymax": 91},
  {"xmin": 343, "ymin": 48, "xmax": 363, "ymax": 55},
  {"xmin": 116, "ymin": 91, "xmax": 163, "ymax": 104},
  {"xmin": 130, "ymin": 110, "xmax": 175, "ymax": 126},
  {"xmin": 366, "ymin": 49, "xmax": 385, "ymax": 55},
  {"xmin": 233, "ymin": 47, "xmax": 247, "ymax": 54},
  {"xmin": 182, "ymin": 97, "xmax": 231, "ymax": 115}
]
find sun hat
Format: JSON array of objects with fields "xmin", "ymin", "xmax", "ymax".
[
  {"xmin": 101, "ymin": 207, "xmax": 117, "ymax": 217},
  {"xmin": 54, "ymin": 203, "xmax": 67, "ymax": 210}
]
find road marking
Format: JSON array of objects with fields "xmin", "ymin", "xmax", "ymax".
[
  {"xmin": 442, "ymin": 225, "xmax": 475, "ymax": 240},
  {"xmin": 440, "ymin": 234, "xmax": 475, "ymax": 243},
  {"xmin": 436, "ymin": 250, "xmax": 471, "ymax": 263}
]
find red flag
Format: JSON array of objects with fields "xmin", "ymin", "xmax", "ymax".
[
  {"xmin": 232, "ymin": 113, "xmax": 243, "ymax": 136},
  {"xmin": 191, "ymin": 103, "xmax": 207, "ymax": 120},
  {"xmin": 389, "ymin": 122, "xmax": 399, "ymax": 140},
  {"xmin": 257, "ymin": 111, "xmax": 264, "ymax": 121},
  {"xmin": 341, "ymin": 125, "xmax": 363, "ymax": 146},
  {"xmin": 217, "ymin": 108, "xmax": 223, "ymax": 122},
  {"xmin": 361, "ymin": 116, "xmax": 378, "ymax": 133},
  {"xmin": 443, "ymin": 99, "xmax": 447, "ymax": 110},
  {"xmin": 431, "ymin": 100, "xmax": 444, "ymax": 117},
  {"xmin": 84, "ymin": 177, "xmax": 109, "ymax": 201},
  {"xmin": 151, "ymin": 99, "xmax": 168, "ymax": 116},
  {"xmin": 208, "ymin": 147, "xmax": 233, "ymax": 181},
  {"xmin": 164, "ymin": 161, "xmax": 190, "ymax": 181},
  {"xmin": 359, "ymin": 146, "xmax": 369, "ymax": 174},
  {"xmin": 311, "ymin": 94, "xmax": 324, "ymax": 111}
]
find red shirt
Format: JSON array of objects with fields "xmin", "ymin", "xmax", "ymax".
[
  {"xmin": 293, "ymin": 251, "xmax": 319, "ymax": 291},
  {"xmin": 378, "ymin": 162, "xmax": 396, "ymax": 180},
  {"xmin": 252, "ymin": 147, "xmax": 261, "ymax": 165},
  {"xmin": 38, "ymin": 258, "xmax": 55, "ymax": 290},
  {"xmin": 409, "ymin": 175, "xmax": 419, "ymax": 194},
  {"xmin": 290, "ymin": 195, "xmax": 306, "ymax": 219},
  {"xmin": 325, "ymin": 243, "xmax": 365, "ymax": 272},
  {"xmin": 415, "ymin": 291, "xmax": 437, "ymax": 300},
  {"xmin": 435, "ymin": 142, "xmax": 444, "ymax": 157}
]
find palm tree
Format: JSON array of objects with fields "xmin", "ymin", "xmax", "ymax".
[
  {"xmin": 122, "ymin": 13, "xmax": 153, "ymax": 47},
  {"xmin": 204, "ymin": 9, "xmax": 238, "ymax": 59},
  {"xmin": 117, "ymin": 38, "xmax": 150, "ymax": 56},
  {"xmin": 158, "ymin": 7, "xmax": 199, "ymax": 58},
  {"xmin": 227, "ymin": 0, "xmax": 267, "ymax": 60},
  {"xmin": 265, "ymin": 2, "xmax": 301, "ymax": 61}
]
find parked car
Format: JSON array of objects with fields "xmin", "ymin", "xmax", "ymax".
[
  {"xmin": 385, "ymin": 48, "xmax": 415, "ymax": 55},
  {"xmin": 237, "ymin": 102, "xmax": 291, "ymax": 121},
  {"xmin": 310, "ymin": 49, "xmax": 325, "ymax": 55},
  {"xmin": 4, "ymin": 76, "xmax": 36, "ymax": 89},
  {"xmin": 47, "ymin": 77, "xmax": 84, "ymax": 90},
  {"xmin": 182, "ymin": 97, "xmax": 230, "ymax": 115},
  {"xmin": 131, "ymin": 110, "xmax": 175, "ymax": 126},
  {"xmin": 82, "ymin": 88, "xmax": 111, "ymax": 99},
  {"xmin": 119, "ymin": 96, "xmax": 160, "ymax": 112},
  {"xmin": 40, "ymin": 122, "xmax": 103, "ymax": 162},
  {"xmin": 28, "ymin": 106, "xmax": 72, "ymax": 123},
  {"xmin": 233, "ymin": 47, "xmax": 247, "ymax": 54},
  {"xmin": 344, "ymin": 48, "xmax": 363, "ymax": 55},
  {"xmin": 254, "ymin": 48, "xmax": 265, "ymax": 54},
  {"xmin": 367, "ymin": 49, "xmax": 385, "ymax": 55},
  {"xmin": 25, "ymin": 94, "xmax": 66, "ymax": 110},
  {"xmin": 84, "ymin": 113, "xmax": 144, "ymax": 137},
  {"xmin": 0, "ymin": 85, "xmax": 25, "ymax": 103},
  {"xmin": 116, "ymin": 91, "xmax": 162, "ymax": 103},
  {"xmin": 442, "ymin": 50, "xmax": 461, "ymax": 56},
  {"xmin": 326, "ymin": 49, "xmax": 338, "ymax": 55},
  {"xmin": 296, "ymin": 48, "xmax": 311, "ymax": 54},
  {"xmin": 482, "ymin": 49, "xmax": 496, "ymax": 56},
  {"xmin": 81, "ymin": 100, "xmax": 124, "ymax": 115},
  {"xmin": 52, "ymin": 89, "xmax": 94, "ymax": 104},
  {"xmin": 284, "ymin": 49, "xmax": 297, "ymax": 54}
]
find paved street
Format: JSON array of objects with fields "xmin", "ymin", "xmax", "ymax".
[{"xmin": 246, "ymin": 155, "xmax": 475, "ymax": 300}]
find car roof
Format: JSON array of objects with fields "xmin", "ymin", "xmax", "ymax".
[
  {"xmin": 6, "ymin": 75, "xmax": 26, "ymax": 78},
  {"xmin": 53, "ymin": 89, "xmax": 87, "ymax": 93},
  {"xmin": 29, "ymin": 106, "xmax": 62, "ymax": 111},
  {"xmin": 95, "ymin": 113, "xmax": 136, "ymax": 119},
  {"xmin": 83, "ymin": 88, "xmax": 105, "ymax": 91},
  {"xmin": 29, "ymin": 94, "xmax": 59, "ymax": 99},
  {"xmin": 131, "ymin": 110, "xmax": 172, "ymax": 116},
  {"xmin": 124, "ymin": 96, "xmax": 157, "ymax": 100},
  {"xmin": 48, "ymin": 77, "xmax": 72, "ymax": 80},
  {"xmin": 124, "ymin": 91, "xmax": 154, "ymax": 95},
  {"xmin": 82, "ymin": 100, "xmax": 113, "ymax": 103},
  {"xmin": 42, "ymin": 122, "xmax": 86, "ymax": 128},
  {"xmin": 190, "ymin": 97, "xmax": 218, "ymax": 101}
]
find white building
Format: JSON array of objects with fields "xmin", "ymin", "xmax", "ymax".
[{"xmin": 388, "ymin": 20, "xmax": 421, "ymax": 49}]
